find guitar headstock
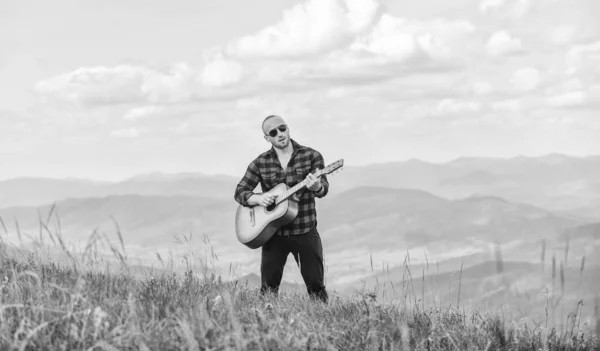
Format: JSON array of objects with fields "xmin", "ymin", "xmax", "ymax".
[{"xmin": 317, "ymin": 159, "xmax": 344, "ymax": 177}]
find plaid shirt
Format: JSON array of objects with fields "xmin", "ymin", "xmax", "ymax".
[{"xmin": 234, "ymin": 139, "xmax": 329, "ymax": 236}]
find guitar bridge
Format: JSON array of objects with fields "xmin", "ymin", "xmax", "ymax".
[{"xmin": 249, "ymin": 208, "xmax": 255, "ymax": 227}]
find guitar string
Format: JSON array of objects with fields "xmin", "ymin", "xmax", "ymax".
[{"xmin": 272, "ymin": 161, "xmax": 341, "ymax": 206}]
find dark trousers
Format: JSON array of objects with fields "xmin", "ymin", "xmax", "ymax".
[{"xmin": 260, "ymin": 227, "xmax": 328, "ymax": 303}]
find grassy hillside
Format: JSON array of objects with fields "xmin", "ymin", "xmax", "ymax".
[{"xmin": 0, "ymin": 238, "xmax": 598, "ymax": 350}]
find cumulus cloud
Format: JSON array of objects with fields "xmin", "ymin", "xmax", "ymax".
[
  {"xmin": 226, "ymin": 0, "xmax": 381, "ymax": 59},
  {"xmin": 201, "ymin": 54, "xmax": 244, "ymax": 87},
  {"xmin": 292, "ymin": 15, "xmax": 477, "ymax": 85},
  {"xmin": 35, "ymin": 9, "xmax": 479, "ymax": 107},
  {"xmin": 36, "ymin": 65, "xmax": 149, "ymax": 106},
  {"xmin": 511, "ymin": 67, "xmax": 541, "ymax": 92},
  {"xmin": 350, "ymin": 15, "xmax": 476, "ymax": 61},
  {"xmin": 485, "ymin": 30, "xmax": 524, "ymax": 56},
  {"xmin": 349, "ymin": 15, "xmax": 417, "ymax": 60},
  {"xmin": 479, "ymin": 0, "xmax": 504, "ymax": 13},
  {"xmin": 35, "ymin": 57, "xmax": 244, "ymax": 106}
]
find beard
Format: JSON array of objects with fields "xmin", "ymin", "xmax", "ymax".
[{"xmin": 273, "ymin": 136, "xmax": 290, "ymax": 149}]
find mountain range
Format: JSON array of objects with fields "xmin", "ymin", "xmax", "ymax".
[
  {"xmin": 0, "ymin": 187, "xmax": 596, "ymax": 289},
  {"xmin": 0, "ymin": 173, "xmax": 238, "ymax": 209},
  {"xmin": 335, "ymin": 154, "xmax": 600, "ymax": 218},
  {"xmin": 0, "ymin": 154, "xmax": 598, "ymax": 314},
  {"xmin": 2, "ymin": 153, "xmax": 600, "ymax": 220}
]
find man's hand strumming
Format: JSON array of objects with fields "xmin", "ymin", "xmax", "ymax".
[{"xmin": 249, "ymin": 193, "xmax": 277, "ymax": 207}]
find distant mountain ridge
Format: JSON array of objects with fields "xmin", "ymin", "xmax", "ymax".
[
  {"xmin": 0, "ymin": 194, "xmax": 235, "ymax": 247},
  {"xmin": 0, "ymin": 185, "xmax": 584, "ymax": 250},
  {"xmin": 1, "ymin": 152, "xmax": 599, "ymax": 218},
  {"xmin": 318, "ymin": 186, "xmax": 582, "ymax": 254},
  {"xmin": 1, "ymin": 153, "xmax": 598, "ymax": 246},
  {"xmin": 334, "ymin": 153, "xmax": 600, "ymax": 219},
  {"xmin": 122, "ymin": 172, "xmax": 236, "ymax": 182},
  {"xmin": 0, "ymin": 174, "xmax": 239, "ymax": 208}
]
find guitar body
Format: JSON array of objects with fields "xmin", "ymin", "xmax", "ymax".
[
  {"xmin": 234, "ymin": 158, "xmax": 343, "ymax": 249},
  {"xmin": 235, "ymin": 183, "xmax": 299, "ymax": 249}
]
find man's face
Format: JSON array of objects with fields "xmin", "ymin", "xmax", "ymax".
[{"xmin": 263, "ymin": 116, "xmax": 290, "ymax": 149}]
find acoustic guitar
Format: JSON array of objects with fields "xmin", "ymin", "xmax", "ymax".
[{"xmin": 235, "ymin": 159, "xmax": 344, "ymax": 249}]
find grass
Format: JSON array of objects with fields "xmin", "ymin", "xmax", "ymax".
[{"xmin": 0, "ymin": 217, "xmax": 599, "ymax": 350}]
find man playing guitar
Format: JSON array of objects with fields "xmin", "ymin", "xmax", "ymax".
[{"xmin": 234, "ymin": 114, "xmax": 329, "ymax": 303}]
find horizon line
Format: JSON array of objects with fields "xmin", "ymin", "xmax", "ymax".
[{"xmin": 1, "ymin": 151, "xmax": 599, "ymax": 183}]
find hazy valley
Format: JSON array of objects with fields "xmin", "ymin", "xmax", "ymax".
[{"xmin": 1, "ymin": 154, "xmax": 599, "ymax": 318}]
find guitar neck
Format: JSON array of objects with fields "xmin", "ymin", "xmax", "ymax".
[{"xmin": 275, "ymin": 172, "xmax": 322, "ymax": 205}]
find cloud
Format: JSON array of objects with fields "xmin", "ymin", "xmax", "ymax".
[
  {"xmin": 542, "ymin": 79, "xmax": 600, "ymax": 110},
  {"xmin": 436, "ymin": 99, "xmax": 482, "ymax": 114},
  {"xmin": 479, "ymin": 0, "xmax": 534, "ymax": 18},
  {"xmin": 551, "ymin": 25, "xmax": 578, "ymax": 45},
  {"xmin": 546, "ymin": 91, "xmax": 587, "ymax": 107},
  {"xmin": 169, "ymin": 122, "xmax": 190, "ymax": 135},
  {"xmin": 350, "ymin": 15, "xmax": 476, "ymax": 61},
  {"xmin": 110, "ymin": 128, "xmax": 141, "ymax": 138},
  {"xmin": 492, "ymin": 99, "xmax": 522, "ymax": 112},
  {"xmin": 225, "ymin": 0, "xmax": 381, "ymax": 59},
  {"xmin": 123, "ymin": 105, "xmax": 166, "ymax": 120},
  {"xmin": 511, "ymin": 67, "xmax": 541, "ymax": 92},
  {"xmin": 287, "ymin": 16, "xmax": 476, "ymax": 86},
  {"xmin": 35, "ymin": 11, "xmax": 478, "ymax": 108},
  {"xmin": 8, "ymin": 0, "xmax": 600, "ymax": 180},
  {"xmin": 471, "ymin": 81, "xmax": 494, "ymax": 96},
  {"xmin": 349, "ymin": 15, "xmax": 417, "ymax": 60},
  {"xmin": 201, "ymin": 54, "xmax": 244, "ymax": 87},
  {"xmin": 479, "ymin": 0, "xmax": 505, "ymax": 13},
  {"xmin": 566, "ymin": 40, "xmax": 600, "ymax": 77},
  {"xmin": 485, "ymin": 30, "xmax": 524, "ymax": 56},
  {"xmin": 36, "ymin": 65, "xmax": 152, "ymax": 106},
  {"xmin": 35, "ymin": 58, "xmax": 244, "ymax": 106}
]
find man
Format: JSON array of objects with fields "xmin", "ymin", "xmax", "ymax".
[{"xmin": 234, "ymin": 115, "xmax": 329, "ymax": 303}]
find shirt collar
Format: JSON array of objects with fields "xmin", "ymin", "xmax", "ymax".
[{"xmin": 269, "ymin": 139, "xmax": 303, "ymax": 159}]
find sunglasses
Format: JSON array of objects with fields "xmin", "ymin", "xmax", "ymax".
[{"xmin": 266, "ymin": 124, "xmax": 287, "ymax": 137}]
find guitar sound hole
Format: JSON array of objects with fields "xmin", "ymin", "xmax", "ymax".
[{"xmin": 265, "ymin": 203, "xmax": 277, "ymax": 212}]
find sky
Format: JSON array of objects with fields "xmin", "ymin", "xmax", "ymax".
[{"xmin": 1, "ymin": 0, "xmax": 599, "ymax": 181}]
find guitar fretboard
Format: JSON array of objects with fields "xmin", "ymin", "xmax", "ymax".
[{"xmin": 275, "ymin": 170, "xmax": 322, "ymax": 205}]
